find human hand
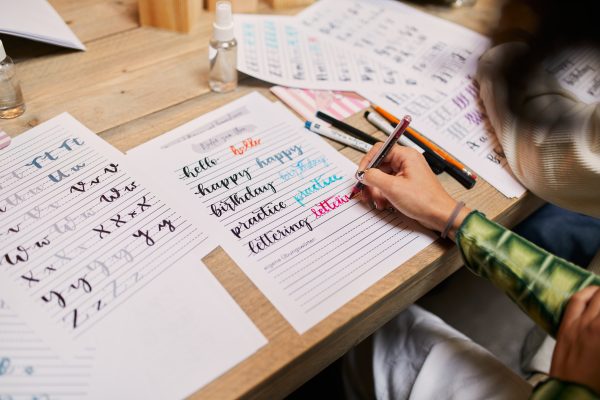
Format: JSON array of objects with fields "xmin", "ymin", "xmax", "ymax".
[
  {"xmin": 356, "ymin": 143, "xmax": 470, "ymax": 240},
  {"xmin": 550, "ymin": 285, "xmax": 600, "ymax": 395}
]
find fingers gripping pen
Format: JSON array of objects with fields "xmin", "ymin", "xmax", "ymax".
[{"xmin": 349, "ymin": 115, "xmax": 412, "ymax": 199}]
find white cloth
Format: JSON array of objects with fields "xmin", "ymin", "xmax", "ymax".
[{"xmin": 372, "ymin": 306, "xmax": 532, "ymax": 400}]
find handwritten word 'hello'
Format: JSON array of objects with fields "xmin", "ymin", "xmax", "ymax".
[
  {"xmin": 311, "ymin": 195, "xmax": 351, "ymax": 218},
  {"xmin": 182, "ymin": 157, "xmax": 218, "ymax": 178},
  {"xmin": 255, "ymin": 145, "xmax": 304, "ymax": 168},
  {"xmin": 230, "ymin": 138, "xmax": 262, "ymax": 156},
  {"xmin": 293, "ymin": 174, "xmax": 343, "ymax": 206}
]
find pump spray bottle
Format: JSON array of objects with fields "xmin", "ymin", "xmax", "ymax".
[{"xmin": 209, "ymin": 1, "xmax": 238, "ymax": 93}]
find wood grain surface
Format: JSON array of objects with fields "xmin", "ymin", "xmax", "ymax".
[{"xmin": 1, "ymin": 0, "xmax": 542, "ymax": 399}]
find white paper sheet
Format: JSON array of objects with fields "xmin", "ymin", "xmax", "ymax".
[
  {"xmin": 360, "ymin": 81, "xmax": 526, "ymax": 198},
  {"xmin": 235, "ymin": 14, "xmax": 407, "ymax": 91},
  {"xmin": 0, "ymin": 114, "xmax": 266, "ymax": 398},
  {"xmin": 0, "ymin": 0, "xmax": 85, "ymax": 50},
  {"xmin": 129, "ymin": 93, "xmax": 436, "ymax": 333},
  {"xmin": 545, "ymin": 45, "xmax": 600, "ymax": 104},
  {"xmin": 296, "ymin": 0, "xmax": 491, "ymax": 89},
  {"xmin": 0, "ymin": 299, "xmax": 94, "ymax": 399}
]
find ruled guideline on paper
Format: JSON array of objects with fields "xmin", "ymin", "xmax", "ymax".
[
  {"xmin": 129, "ymin": 93, "xmax": 436, "ymax": 333},
  {"xmin": 360, "ymin": 81, "xmax": 526, "ymax": 198},
  {"xmin": 0, "ymin": 298, "xmax": 94, "ymax": 399},
  {"xmin": 0, "ymin": 114, "xmax": 266, "ymax": 398}
]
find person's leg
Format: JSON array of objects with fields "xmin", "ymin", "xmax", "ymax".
[
  {"xmin": 514, "ymin": 204, "xmax": 600, "ymax": 267},
  {"xmin": 370, "ymin": 305, "xmax": 531, "ymax": 400}
]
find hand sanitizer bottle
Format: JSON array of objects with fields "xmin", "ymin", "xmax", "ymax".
[
  {"xmin": 0, "ymin": 40, "xmax": 25, "ymax": 119},
  {"xmin": 209, "ymin": 1, "xmax": 238, "ymax": 93}
]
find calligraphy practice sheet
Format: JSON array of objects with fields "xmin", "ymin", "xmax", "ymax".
[
  {"xmin": 0, "ymin": 114, "xmax": 266, "ymax": 398},
  {"xmin": 235, "ymin": 14, "xmax": 407, "ymax": 91},
  {"xmin": 129, "ymin": 93, "xmax": 436, "ymax": 333},
  {"xmin": 545, "ymin": 46, "xmax": 600, "ymax": 104},
  {"xmin": 299, "ymin": 0, "xmax": 490, "ymax": 88},
  {"xmin": 0, "ymin": 299, "xmax": 94, "ymax": 399},
  {"xmin": 360, "ymin": 81, "xmax": 526, "ymax": 198}
]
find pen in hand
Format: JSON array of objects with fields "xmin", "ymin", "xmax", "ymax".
[{"xmin": 350, "ymin": 115, "xmax": 412, "ymax": 199}]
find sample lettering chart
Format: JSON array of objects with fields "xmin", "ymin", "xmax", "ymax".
[
  {"xmin": 0, "ymin": 299, "xmax": 94, "ymax": 399},
  {"xmin": 360, "ymin": 82, "xmax": 526, "ymax": 198},
  {"xmin": 235, "ymin": 14, "xmax": 405, "ymax": 91},
  {"xmin": 0, "ymin": 114, "xmax": 266, "ymax": 398},
  {"xmin": 129, "ymin": 94, "xmax": 435, "ymax": 333},
  {"xmin": 297, "ymin": 0, "xmax": 490, "ymax": 88},
  {"xmin": 545, "ymin": 45, "xmax": 600, "ymax": 104}
]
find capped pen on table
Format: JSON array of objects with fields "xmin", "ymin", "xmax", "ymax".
[
  {"xmin": 373, "ymin": 104, "xmax": 477, "ymax": 180},
  {"xmin": 305, "ymin": 121, "xmax": 372, "ymax": 153}
]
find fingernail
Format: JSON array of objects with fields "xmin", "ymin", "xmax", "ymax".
[
  {"xmin": 372, "ymin": 201, "xmax": 378, "ymax": 210},
  {"xmin": 355, "ymin": 170, "xmax": 365, "ymax": 181}
]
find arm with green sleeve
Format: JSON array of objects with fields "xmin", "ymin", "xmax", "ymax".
[{"xmin": 455, "ymin": 210, "xmax": 600, "ymax": 399}]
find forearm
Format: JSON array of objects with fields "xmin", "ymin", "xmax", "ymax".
[{"xmin": 455, "ymin": 210, "xmax": 600, "ymax": 336}]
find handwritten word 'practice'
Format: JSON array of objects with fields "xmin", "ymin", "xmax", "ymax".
[{"xmin": 293, "ymin": 174, "xmax": 344, "ymax": 206}]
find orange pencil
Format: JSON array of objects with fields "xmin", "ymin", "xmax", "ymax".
[{"xmin": 373, "ymin": 105, "xmax": 477, "ymax": 179}]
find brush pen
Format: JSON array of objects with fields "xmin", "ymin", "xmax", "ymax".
[
  {"xmin": 350, "ymin": 115, "xmax": 412, "ymax": 198},
  {"xmin": 316, "ymin": 111, "xmax": 378, "ymax": 145},
  {"xmin": 305, "ymin": 121, "xmax": 372, "ymax": 153}
]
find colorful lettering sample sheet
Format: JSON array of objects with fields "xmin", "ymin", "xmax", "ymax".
[
  {"xmin": 360, "ymin": 82, "xmax": 526, "ymax": 198},
  {"xmin": 0, "ymin": 114, "xmax": 266, "ymax": 398},
  {"xmin": 297, "ymin": 0, "xmax": 491, "ymax": 89},
  {"xmin": 129, "ymin": 93, "xmax": 436, "ymax": 333},
  {"xmin": 0, "ymin": 299, "xmax": 94, "ymax": 399},
  {"xmin": 235, "ymin": 14, "xmax": 406, "ymax": 91},
  {"xmin": 545, "ymin": 46, "xmax": 600, "ymax": 104}
]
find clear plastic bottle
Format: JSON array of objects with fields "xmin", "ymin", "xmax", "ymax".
[
  {"xmin": 0, "ymin": 40, "xmax": 25, "ymax": 119},
  {"xmin": 208, "ymin": 1, "xmax": 238, "ymax": 93}
]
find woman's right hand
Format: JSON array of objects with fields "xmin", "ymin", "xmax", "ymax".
[{"xmin": 356, "ymin": 143, "xmax": 470, "ymax": 240}]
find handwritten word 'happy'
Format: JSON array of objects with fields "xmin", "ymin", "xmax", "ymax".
[{"xmin": 256, "ymin": 145, "xmax": 303, "ymax": 168}]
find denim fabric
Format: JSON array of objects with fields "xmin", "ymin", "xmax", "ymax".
[{"xmin": 514, "ymin": 204, "xmax": 600, "ymax": 268}]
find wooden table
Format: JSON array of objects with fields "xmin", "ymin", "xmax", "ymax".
[{"xmin": 1, "ymin": 0, "xmax": 543, "ymax": 398}]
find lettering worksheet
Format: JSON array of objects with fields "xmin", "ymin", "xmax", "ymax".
[
  {"xmin": 360, "ymin": 81, "xmax": 526, "ymax": 198},
  {"xmin": 0, "ymin": 114, "xmax": 266, "ymax": 398},
  {"xmin": 545, "ymin": 45, "xmax": 600, "ymax": 104},
  {"xmin": 235, "ymin": 14, "xmax": 406, "ymax": 91},
  {"xmin": 129, "ymin": 93, "xmax": 436, "ymax": 333}
]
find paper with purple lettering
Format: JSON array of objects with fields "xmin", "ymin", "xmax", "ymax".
[
  {"xmin": 296, "ymin": 0, "xmax": 491, "ymax": 89},
  {"xmin": 128, "ymin": 93, "xmax": 436, "ymax": 333},
  {"xmin": 0, "ymin": 113, "xmax": 266, "ymax": 397},
  {"xmin": 360, "ymin": 81, "xmax": 526, "ymax": 198}
]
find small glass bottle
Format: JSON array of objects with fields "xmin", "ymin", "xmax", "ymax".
[
  {"xmin": 209, "ymin": 1, "xmax": 238, "ymax": 93},
  {"xmin": 0, "ymin": 40, "xmax": 25, "ymax": 119}
]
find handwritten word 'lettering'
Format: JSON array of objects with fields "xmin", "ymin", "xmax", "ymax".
[
  {"xmin": 293, "ymin": 174, "xmax": 344, "ymax": 206},
  {"xmin": 230, "ymin": 137, "xmax": 262, "ymax": 156},
  {"xmin": 210, "ymin": 182, "xmax": 277, "ymax": 217},
  {"xmin": 195, "ymin": 168, "xmax": 252, "ymax": 196},
  {"xmin": 230, "ymin": 201, "xmax": 287, "ymax": 238},
  {"xmin": 248, "ymin": 217, "xmax": 313, "ymax": 254},
  {"xmin": 311, "ymin": 195, "xmax": 351, "ymax": 218},
  {"xmin": 255, "ymin": 145, "xmax": 304, "ymax": 168}
]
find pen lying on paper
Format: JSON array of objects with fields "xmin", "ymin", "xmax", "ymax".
[{"xmin": 350, "ymin": 115, "xmax": 412, "ymax": 199}]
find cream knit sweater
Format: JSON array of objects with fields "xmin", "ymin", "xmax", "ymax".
[{"xmin": 476, "ymin": 42, "xmax": 600, "ymax": 272}]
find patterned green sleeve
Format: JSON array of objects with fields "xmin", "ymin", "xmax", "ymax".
[
  {"xmin": 455, "ymin": 210, "xmax": 600, "ymax": 337},
  {"xmin": 531, "ymin": 379, "xmax": 600, "ymax": 400}
]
